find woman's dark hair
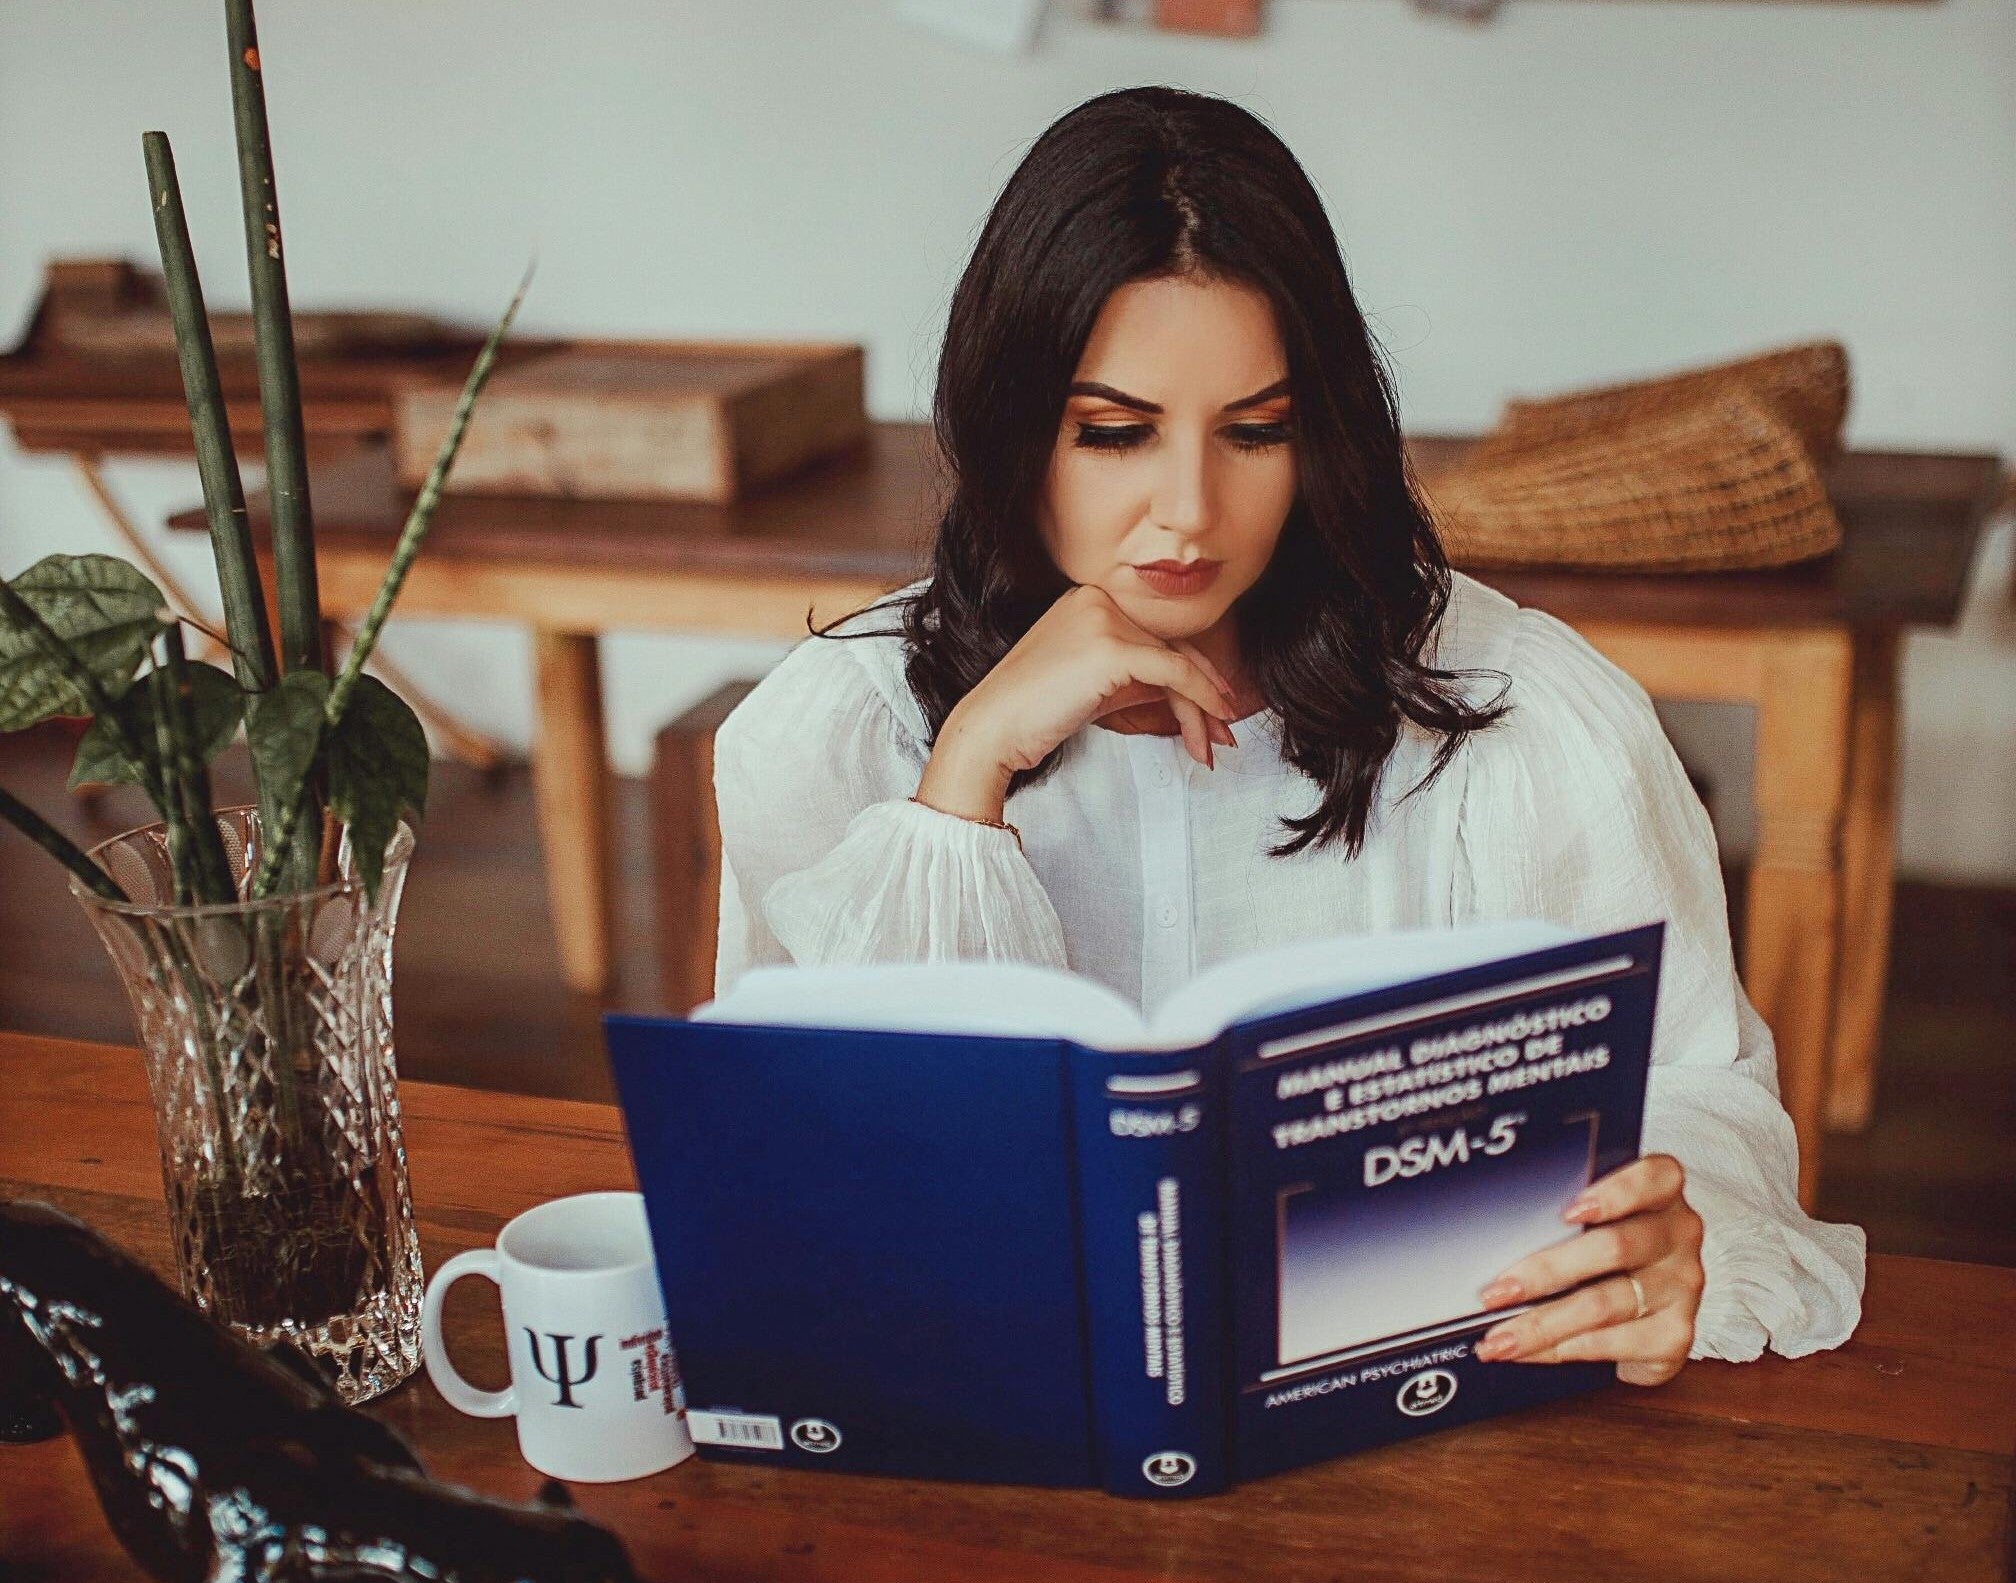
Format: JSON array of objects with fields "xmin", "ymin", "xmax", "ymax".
[{"xmin": 813, "ymin": 84, "xmax": 1510, "ymax": 859}]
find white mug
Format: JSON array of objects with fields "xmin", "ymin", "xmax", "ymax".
[{"xmin": 420, "ymin": 1190, "xmax": 694, "ymax": 1483}]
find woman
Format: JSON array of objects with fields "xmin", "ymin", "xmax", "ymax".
[{"xmin": 709, "ymin": 86, "xmax": 1863, "ymax": 1387}]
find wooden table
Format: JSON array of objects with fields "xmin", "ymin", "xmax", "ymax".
[
  {"xmin": 2, "ymin": 1031, "xmax": 2009, "ymax": 1582},
  {"xmin": 165, "ymin": 429, "xmax": 2005, "ymax": 1210}
]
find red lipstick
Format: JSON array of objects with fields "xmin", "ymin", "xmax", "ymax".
[{"xmin": 1133, "ymin": 559, "xmax": 1222, "ymax": 597}]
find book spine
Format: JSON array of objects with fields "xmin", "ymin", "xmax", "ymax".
[{"xmin": 1066, "ymin": 1043, "xmax": 1230, "ymax": 1498}]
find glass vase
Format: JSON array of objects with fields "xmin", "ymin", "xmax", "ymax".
[{"xmin": 68, "ymin": 807, "xmax": 424, "ymax": 1404}]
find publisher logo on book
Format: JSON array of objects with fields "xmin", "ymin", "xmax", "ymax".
[
  {"xmin": 1142, "ymin": 1450, "xmax": 1197, "ymax": 1487},
  {"xmin": 1395, "ymin": 1368, "xmax": 1459, "ymax": 1417},
  {"xmin": 790, "ymin": 1418, "xmax": 843, "ymax": 1453}
]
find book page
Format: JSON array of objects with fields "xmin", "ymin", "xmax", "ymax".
[
  {"xmin": 1140, "ymin": 920, "xmax": 1576, "ymax": 1050},
  {"xmin": 691, "ymin": 960, "xmax": 1150, "ymax": 1048}
]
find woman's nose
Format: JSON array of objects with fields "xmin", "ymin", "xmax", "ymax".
[{"xmin": 1149, "ymin": 431, "xmax": 1210, "ymax": 538}]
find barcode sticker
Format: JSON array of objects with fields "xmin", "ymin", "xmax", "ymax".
[{"xmin": 687, "ymin": 1409, "xmax": 785, "ymax": 1450}]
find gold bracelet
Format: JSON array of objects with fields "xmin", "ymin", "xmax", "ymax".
[{"xmin": 907, "ymin": 794, "xmax": 1023, "ymax": 853}]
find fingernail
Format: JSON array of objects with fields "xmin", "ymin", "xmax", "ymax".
[
  {"xmin": 1479, "ymin": 1276, "xmax": 1521, "ymax": 1306},
  {"xmin": 1475, "ymin": 1330, "xmax": 1515, "ymax": 1362},
  {"xmin": 1564, "ymin": 1194, "xmax": 1600, "ymax": 1224}
]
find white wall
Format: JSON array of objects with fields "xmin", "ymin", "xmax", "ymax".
[{"xmin": 2, "ymin": 0, "xmax": 2010, "ymax": 880}]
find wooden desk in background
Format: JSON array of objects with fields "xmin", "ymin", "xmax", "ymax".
[
  {"xmin": 167, "ymin": 428, "xmax": 2005, "ymax": 1211},
  {"xmin": 1, "ymin": 1031, "xmax": 2009, "ymax": 1583}
]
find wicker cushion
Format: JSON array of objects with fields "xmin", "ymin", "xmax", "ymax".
[
  {"xmin": 1418, "ymin": 340, "xmax": 1850, "ymax": 573},
  {"xmin": 1421, "ymin": 381, "xmax": 1843, "ymax": 573}
]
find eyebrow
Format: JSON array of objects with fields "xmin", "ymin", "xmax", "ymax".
[{"xmin": 1066, "ymin": 376, "xmax": 1290, "ymax": 415}]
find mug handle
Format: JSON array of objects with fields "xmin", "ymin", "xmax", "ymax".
[{"xmin": 421, "ymin": 1248, "xmax": 517, "ymax": 1418}]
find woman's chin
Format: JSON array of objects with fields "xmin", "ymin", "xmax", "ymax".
[{"xmin": 1106, "ymin": 587, "xmax": 1223, "ymax": 642}]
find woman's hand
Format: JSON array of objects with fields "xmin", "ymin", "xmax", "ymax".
[
  {"xmin": 915, "ymin": 584, "xmax": 1238, "ymax": 825},
  {"xmin": 1473, "ymin": 1153, "xmax": 1705, "ymax": 1387},
  {"xmin": 1089, "ymin": 630, "xmax": 1242, "ymax": 740}
]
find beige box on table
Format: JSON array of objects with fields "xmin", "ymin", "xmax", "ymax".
[{"xmin": 392, "ymin": 339, "xmax": 867, "ymax": 504}]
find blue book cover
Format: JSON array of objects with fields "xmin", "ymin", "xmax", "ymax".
[{"xmin": 604, "ymin": 920, "xmax": 1662, "ymax": 1497}]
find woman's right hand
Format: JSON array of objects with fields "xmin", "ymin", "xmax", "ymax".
[{"xmin": 913, "ymin": 584, "xmax": 1239, "ymax": 825}]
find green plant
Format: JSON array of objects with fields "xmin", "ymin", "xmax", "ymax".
[
  {"xmin": 0, "ymin": 0, "xmax": 529, "ymax": 1356},
  {"xmin": 0, "ymin": 0, "xmax": 528, "ymax": 908}
]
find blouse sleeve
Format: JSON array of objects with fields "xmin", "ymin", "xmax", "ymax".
[
  {"xmin": 710, "ymin": 636, "xmax": 1070, "ymax": 997},
  {"xmin": 1454, "ymin": 605, "xmax": 1866, "ymax": 1362}
]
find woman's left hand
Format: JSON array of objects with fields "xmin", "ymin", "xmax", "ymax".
[{"xmin": 1473, "ymin": 1153, "xmax": 1705, "ymax": 1387}]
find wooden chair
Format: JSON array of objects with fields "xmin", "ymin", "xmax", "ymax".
[{"xmin": 649, "ymin": 679, "xmax": 759, "ymax": 1014}]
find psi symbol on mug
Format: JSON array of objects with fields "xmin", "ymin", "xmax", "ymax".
[{"xmin": 526, "ymin": 1330, "xmax": 602, "ymax": 1408}]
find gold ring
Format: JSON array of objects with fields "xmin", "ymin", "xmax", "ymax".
[{"xmin": 1626, "ymin": 1272, "xmax": 1649, "ymax": 1320}]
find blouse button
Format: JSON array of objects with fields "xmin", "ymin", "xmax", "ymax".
[
  {"xmin": 1156, "ymin": 900, "xmax": 1177, "ymax": 929},
  {"xmin": 1153, "ymin": 763, "xmax": 1172, "ymax": 787}
]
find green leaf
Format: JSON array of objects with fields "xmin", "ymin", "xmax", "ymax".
[
  {"xmin": 0, "ymin": 555, "xmax": 165, "ymax": 731},
  {"xmin": 326, "ymin": 675, "xmax": 429, "ymax": 903},
  {"xmin": 69, "ymin": 661, "xmax": 245, "ymax": 790},
  {"xmin": 244, "ymin": 669, "xmax": 329, "ymax": 815}
]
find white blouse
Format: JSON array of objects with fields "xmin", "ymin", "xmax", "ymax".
[{"xmin": 709, "ymin": 569, "xmax": 1866, "ymax": 1363}]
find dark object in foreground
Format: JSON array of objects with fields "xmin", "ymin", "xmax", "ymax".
[{"xmin": 0, "ymin": 1199, "xmax": 638, "ymax": 1583}]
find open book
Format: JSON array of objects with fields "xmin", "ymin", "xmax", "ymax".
[
  {"xmin": 609, "ymin": 918, "xmax": 1664, "ymax": 1498},
  {"xmin": 693, "ymin": 919, "xmax": 1579, "ymax": 1050}
]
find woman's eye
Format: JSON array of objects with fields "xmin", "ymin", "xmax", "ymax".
[
  {"xmin": 1072, "ymin": 424, "xmax": 1149, "ymax": 451},
  {"xmin": 1227, "ymin": 420, "xmax": 1293, "ymax": 451}
]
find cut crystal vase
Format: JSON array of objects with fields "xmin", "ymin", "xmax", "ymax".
[{"xmin": 69, "ymin": 808, "xmax": 423, "ymax": 1403}]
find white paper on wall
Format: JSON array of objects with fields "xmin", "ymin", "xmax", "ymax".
[{"xmin": 893, "ymin": 0, "xmax": 1050, "ymax": 56}]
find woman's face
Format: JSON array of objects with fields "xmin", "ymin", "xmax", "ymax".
[{"xmin": 1038, "ymin": 273, "xmax": 1297, "ymax": 644}]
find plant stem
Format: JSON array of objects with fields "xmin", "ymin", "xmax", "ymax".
[
  {"xmin": 149, "ymin": 663, "xmax": 197, "ymax": 908},
  {"xmin": 315, "ymin": 806, "xmax": 339, "ymax": 887},
  {"xmin": 156, "ymin": 625, "xmax": 237, "ymax": 905},
  {"xmin": 247, "ymin": 756, "xmax": 315, "ymax": 898},
  {"xmin": 224, "ymin": 0, "xmax": 322, "ymax": 680},
  {"xmin": 175, "ymin": 608, "xmax": 240, "ymax": 658},
  {"xmin": 0, "ymin": 784, "xmax": 130, "ymax": 903},
  {"xmin": 141, "ymin": 131, "xmax": 280, "ymax": 699},
  {"xmin": 325, "ymin": 261, "xmax": 533, "ymax": 726}
]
